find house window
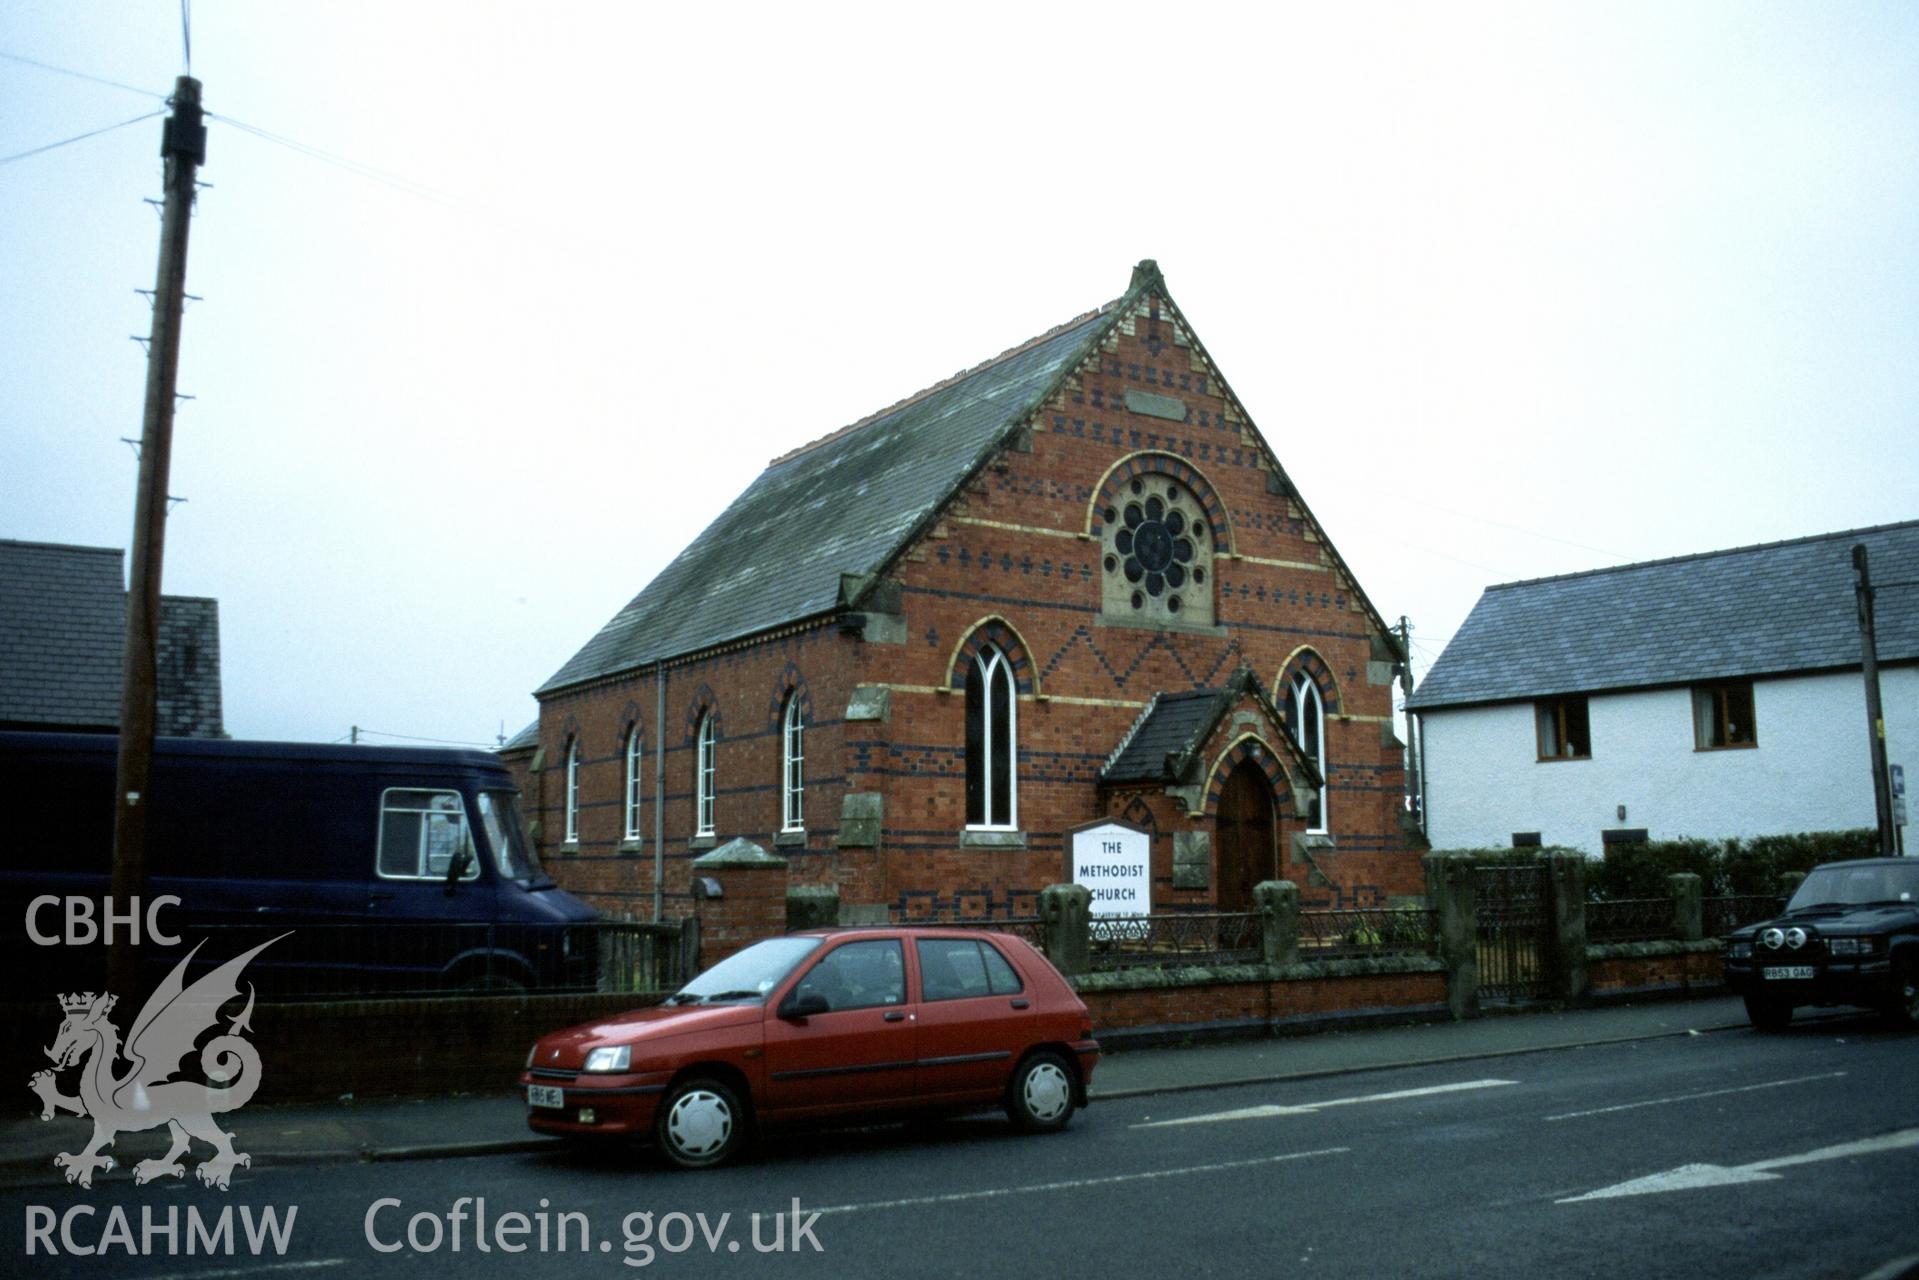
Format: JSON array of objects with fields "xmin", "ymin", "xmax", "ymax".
[
  {"xmin": 781, "ymin": 694, "xmax": 805, "ymax": 832},
  {"xmin": 695, "ymin": 711, "xmax": 717, "ymax": 837},
  {"xmin": 623, "ymin": 726, "xmax": 644, "ymax": 843},
  {"xmin": 1100, "ymin": 476, "xmax": 1215, "ymax": 626},
  {"xmin": 563, "ymin": 738, "xmax": 580, "ymax": 843},
  {"xmin": 1536, "ymin": 696, "xmax": 1591, "ymax": 761},
  {"xmin": 1693, "ymin": 680, "xmax": 1756, "ymax": 750},
  {"xmin": 1286, "ymin": 674, "xmax": 1328, "ymax": 831},
  {"xmin": 965, "ymin": 643, "xmax": 1018, "ymax": 829}
]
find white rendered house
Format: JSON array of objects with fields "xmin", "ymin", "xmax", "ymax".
[{"xmin": 1407, "ymin": 522, "xmax": 1918, "ymax": 855}]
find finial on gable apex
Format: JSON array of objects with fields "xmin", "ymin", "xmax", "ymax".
[{"xmin": 1130, "ymin": 259, "xmax": 1164, "ymax": 293}]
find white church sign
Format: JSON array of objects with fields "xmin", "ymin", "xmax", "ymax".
[{"xmin": 1070, "ymin": 820, "xmax": 1151, "ymax": 917}]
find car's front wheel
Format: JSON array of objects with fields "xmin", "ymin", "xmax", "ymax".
[
  {"xmin": 1884, "ymin": 960, "xmax": 1919, "ymax": 1029},
  {"xmin": 1744, "ymin": 993, "xmax": 1793, "ymax": 1032},
  {"xmin": 1005, "ymin": 1051, "xmax": 1076, "ymax": 1133},
  {"xmin": 655, "ymin": 1077, "xmax": 746, "ymax": 1169}
]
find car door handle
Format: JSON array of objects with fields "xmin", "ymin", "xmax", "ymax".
[
  {"xmin": 883, "ymin": 1011, "xmax": 907, "ymax": 1022},
  {"xmin": 368, "ymin": 891, "xmax": 395, "ymax": 902},
  {"xmin": 1010, "ymin": 999, "xmax": 1030, "ymax": 1010}
]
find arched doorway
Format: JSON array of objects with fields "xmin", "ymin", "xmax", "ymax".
[{"xmin": 1216, "ymin": 759, "xmax": 1276, "ymax": 912}]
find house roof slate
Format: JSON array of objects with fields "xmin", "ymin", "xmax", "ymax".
[
  {"xmin": 0, "ymin": 539, "xmax": 224, "ymax": 736},
  {"xmin": 538, "ymin": 304, "xmax": 1120, "ymax": 694},
  {"xmin": 1406, "ymin": 520, "xmax": 1919, "ymax": 711}
]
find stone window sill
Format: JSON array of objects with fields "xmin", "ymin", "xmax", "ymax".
[
  {"xmin": 688, "ymin": 835, "xmax": 717, "ymax": 851},
  {"xmin": 774, "ymin": 830, "xmax": 808, "ymax": 848},
  {"xmin": 960, "ymin": 829, "xmax": 1027, "ymax": 850},
  {"xmin": 617, "ymin": 839, "xmax": 644, "ymax": 855}
]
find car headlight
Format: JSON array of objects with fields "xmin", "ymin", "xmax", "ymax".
[
  {"xmin": 526, "ymin": 1043, "xmax": 538, "ymax": 1070},
  {"xmin": 1727, "ymin": 941, "xmax": 1753, "ymax": 959},
  {"xmin": 1828, "ymin": 937, "xmax": 1875, "ymax": 957},
  {"xmin": 583, "ymin": 1045, "xmax": 631, "ymax": 1073},
  {"xmin": 1784, "ymin": 927, "xmax": 1808, "ymax": 950}
]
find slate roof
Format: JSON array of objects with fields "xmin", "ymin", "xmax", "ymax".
[
  {"xmin": 499, "ymin": 719, "xmax": 540, "ymax": 754},
  {"xmin": 1101, "ymin": 690, "xmax": 1227, "ymax": 783},
  {"xmin": 539, "ymin": 303, "xmax": 1120, "ymax": 694},
  {"xmin": 1406, "ymin": 520, "xmax": 1919, "ymax": 711},
  {"xmin": 1100, "ymin": 668, "xmax": 1318, "ymax": 786},
  {"xmin": 0, "ymin": 539, "xmax": 224, "ymax": 737}
]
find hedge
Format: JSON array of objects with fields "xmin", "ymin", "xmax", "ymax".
[
  {"xmin": 1428, "ymin": 830, "xmax": 1878, "ymax": 900},
  {"xmin": 1586, "ymin": 829, "xmax": 1878, "ymax": 899}
]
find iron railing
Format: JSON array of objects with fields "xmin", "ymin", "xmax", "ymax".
[
  {"xmin": 1585, "ymin": 897, "xmax": 1673, "ymax": 944},
  {"xmin": 1475, "ymin": 864, "xmax": 1554, "ymax": 1003},
  {"xmin": 1298, "ymin": 906, "xmax": 1438, "ymax": 961},
  {"xmin": 1704, "ymin": 894, "xmax": 1786, "ymax": 938},
  {"xmin": 12, "ymin": 920, "xmax": 690, "ymax": 1002},
  {"xmin": 931, "ymin": 917, "xmax": 1050, "ymax": 951},
  {"xmin": 1086, "ymin": 911, "xmax": 1261, "ymax": 971}
]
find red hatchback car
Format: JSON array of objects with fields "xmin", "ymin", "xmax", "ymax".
[{"xmin": 521, "ymin": 927, "xmax": 1100, "ymax": 1167}]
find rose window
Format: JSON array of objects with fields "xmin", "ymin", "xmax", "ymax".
[{"xmin": 1100, "ymin": 476, "xmax": 1214, "ymax": 624}]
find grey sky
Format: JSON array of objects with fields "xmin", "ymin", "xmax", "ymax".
[{"xmin": 3, "ymin": 2, "xmax": 1914, "ymax": 747}]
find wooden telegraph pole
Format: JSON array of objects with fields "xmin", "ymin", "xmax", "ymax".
[
  {"xmin": 108, "ymin": 76, "xmax": 205, "ymax": 998},
  {"xmin": 1852, "ymin": 544, "xmax": 1897, "ymax": 859}
]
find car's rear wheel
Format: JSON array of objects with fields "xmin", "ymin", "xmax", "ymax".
[
  {"xmin": 655, "ymin": 1077, "xmax": 745, "ymax": 1169},
  {"xmin": 1744, "ymin": 993, "xmax": 1793, "ymax": 1032},
  {"xmin": 1884, "ymin": 961, "xmax": 1919, "ymax": 1029},
  {"xmin": 1005, "ymin": 1051, "xmax": 1076, "ymax": 1133}
]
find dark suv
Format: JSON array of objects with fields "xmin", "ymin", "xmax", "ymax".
[{"xmin": 1725, "ymin": 858, "xmax": 1919, "ymax": 1031}]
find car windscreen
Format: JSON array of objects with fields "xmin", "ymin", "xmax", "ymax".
[
  {"xmin": 479, "ymin": 790, "xmax": 545, "ymax": 881},
  {"xmin": 671, "ymin": 936, "xmax": 823, "ymax": 1003},
  {"xmin": 1786, "ymin": 862, "xmax": 1919, "ymax": 910}
]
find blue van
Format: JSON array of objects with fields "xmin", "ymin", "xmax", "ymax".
[{"xmin": 1, "ymin": 731, "xmax": 598, "ymax": 996}]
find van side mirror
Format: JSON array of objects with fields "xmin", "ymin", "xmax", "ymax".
[
  {"xmin": 443, "ymin": 846, "xmax": 474, "ymax": 896},
  {"xmin": 778, "ymin": 991, "xmax": 830, "ymax": 1020}
]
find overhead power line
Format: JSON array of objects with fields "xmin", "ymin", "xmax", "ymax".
[
  {"xmin": 0, "ymin": 110, "xmax": 166, "ymax": 167},
  {"xmin": 0, "ymin": 50, "xmax": 167, "ymax": 99},
  {"xmin": 206, "ymin": 111, "xmax": 449, "ymax": 202},
  {"xmin": 350, "ymin": 728, "xmax": 500, "ymax": 749}
]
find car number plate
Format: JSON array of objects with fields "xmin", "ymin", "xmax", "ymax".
[
  {"xmin": 1763, "ymin": 966, "xmax": 1814, "ymax": 981},
  {"xmin": 527, "ymin": 1084, "xmax": 567, "ymax": 1109}
]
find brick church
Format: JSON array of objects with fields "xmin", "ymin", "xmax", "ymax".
[{"xmin": 512, "ymin": 261, "xmax": 1422, "ymax": 923}]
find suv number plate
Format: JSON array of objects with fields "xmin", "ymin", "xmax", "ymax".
[
  {"xmin": 1763, "ymin": 966, "xmax": 1814, "ymax": 981},
  {"xmin": 527, "ymin": 1084, "xmax": 566, "ymax": 1109}
]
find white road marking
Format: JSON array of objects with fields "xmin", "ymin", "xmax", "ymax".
[
  {"xmin": 807, "ymin": 1147, "xmax": 1350, "ymax": 1216},
  {"xmin": 122, "ymin": 1260, "xmax": 346, "ymax": 1280},
  {"xmin": 1545, "ymin": 1071, "xmax": 1848, "ymax": 1121},
  {"xmin": 1558, "ymin": 1127, "xmax": 1919, "ymax": 1203},
  {"xmin": 1132, "ymin": 1078, "xmax": 1520, "ymax": 1128}
]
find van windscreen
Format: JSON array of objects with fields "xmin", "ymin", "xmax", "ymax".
[{"xmin": 479, "ymin": 790, "xmax": 544, "ymax": 881}]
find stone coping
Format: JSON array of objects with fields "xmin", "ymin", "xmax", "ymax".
[
  {"xmin": 1072, "ymin": 954, "xmax": 1446, "ymax": 993},
  {"xmin": 1586, "ymin": 939, "xmax": 1725, "ymax": 961}
]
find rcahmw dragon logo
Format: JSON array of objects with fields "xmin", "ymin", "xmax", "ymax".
[{"xmin": 29, "ymin": 934, "xmax": 285, "ymax": 1190}]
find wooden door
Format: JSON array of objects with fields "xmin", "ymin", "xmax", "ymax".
[{"xmin": 1216, "ymin": 761, "xmax": 1275, "ymax": 913}]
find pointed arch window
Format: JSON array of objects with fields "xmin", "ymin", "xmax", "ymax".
[
  {"xmin": 623, "ymin": 725, "xmax": 644, "ymax": 843},
  {"xmin": 965, "ymin": 643, "xmax": 1018, "ymax": 829},
  {"xmin": 563, "ymin": 737, "xmax": 581, "ymax": 844},
  {"xmin": 694, "ymin": 711, "xmax": 717, "ymax": 837},
  {"xmin": 781, "ymin": 694, "xmax": 805, "ymax": 833},
  {"xmin": 1287, "ymin": 675, "xmax": 1328, "ymax": 832}
]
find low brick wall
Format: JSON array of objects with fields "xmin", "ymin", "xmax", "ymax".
[
  {"xmin": 1587, "ymin": 940, "xmax": 1726, "ymax": 1001},
  {"xmin": 1075, "ymin": 956, "xmax": 1451, "ymax": 1047},
  {"xmin": 3, "ymin": 991, "xmax": 668, "ymax": 1107}
]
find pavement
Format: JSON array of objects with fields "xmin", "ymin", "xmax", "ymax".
[{"xmin": 1, "ymin": 993, "xmax": 1782, "ymax": 1185}]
